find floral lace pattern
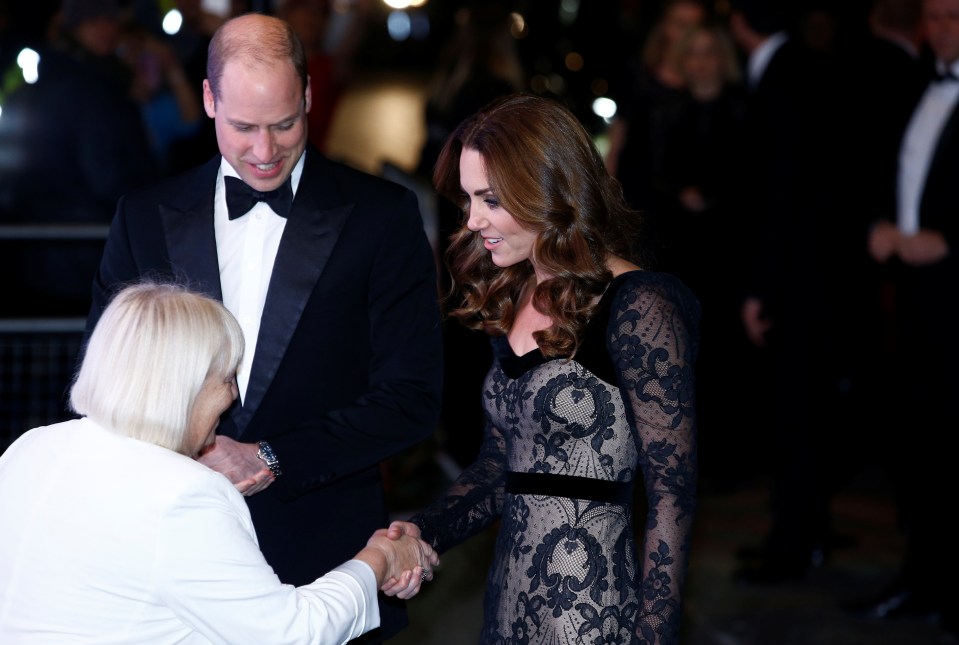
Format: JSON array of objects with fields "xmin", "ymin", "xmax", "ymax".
[{"xmin": 414, "ymin": 271, "xmax": 699, "ymax": 644}]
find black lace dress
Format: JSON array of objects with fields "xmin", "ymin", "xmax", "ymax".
[{"xmin": 412, "ymin": 271, "xmax": 700, "ymax": 644}]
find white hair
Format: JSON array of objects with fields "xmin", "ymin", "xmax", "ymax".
[{"xmin": 70, "ymin": 281, "xmax": 244, "ymax": 454}]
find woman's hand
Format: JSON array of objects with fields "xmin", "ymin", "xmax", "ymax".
[{"xmin": 355, "ymin": 525, "xmax": 439, "ymax": 600}]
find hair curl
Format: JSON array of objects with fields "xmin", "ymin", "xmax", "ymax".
[{"xmin": 434, "ymin": 93, "xmax": 649, "ymax": 357}]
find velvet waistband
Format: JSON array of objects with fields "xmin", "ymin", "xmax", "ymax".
[{"xmin": 505, "ymin": 471, "xmax": 633, "ymax": 505}]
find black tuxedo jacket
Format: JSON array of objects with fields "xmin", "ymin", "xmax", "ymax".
[
  {"xmin": 736, "ymin": 36, "xmax": 853, "ymax": 369},
  {"xmin": 85, "ymin": 147, "xmax": 444, "ymax": 638},
  {"xmin": 893, "ymin": 76, "xmax": 959, "ymax": 344},
  {"xmin": 862, "ymin": 67, "xmax": 959, "ymax": 597}
]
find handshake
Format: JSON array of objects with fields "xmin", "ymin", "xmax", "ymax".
[{"xmin": 358, "ymin": 521, "xmax": 438, "ymax": 600}]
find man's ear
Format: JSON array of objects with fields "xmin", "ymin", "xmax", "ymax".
[
  {"xmin": 304, "ymin": 74, "xmax": 313, "ymax": 114},
  {"xmin": 203, "ymin": 79, "xmax": 216, "ymax": 118}
]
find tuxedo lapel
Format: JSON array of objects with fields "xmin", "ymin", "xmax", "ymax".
[
  {"xmin": 161, "ymin": 157, "xmax": 222, "ymax": 301},
  {"xmin": 927, "ymin": 98, "xmax": 959, "ymax": 179},
  {"xmin": 231, "ymin": 151, "xmax": 353, "ymax": 436}
]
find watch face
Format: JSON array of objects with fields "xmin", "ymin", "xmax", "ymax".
[{"xmin": 257, "ymin": 442, "xmax": 281, "ymax": 476}]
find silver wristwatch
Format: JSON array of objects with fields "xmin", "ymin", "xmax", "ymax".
[{"xmin": 256, "ymin": 441, "xmax": 282, "ymax": 477}]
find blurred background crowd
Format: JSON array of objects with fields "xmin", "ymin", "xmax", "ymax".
[
  {"xmin": 1, "ymin": 0, "xmax": 955, "ymax": 642},
  {"xmin": 0, "ymin": 0, "xmax": 906, "ymax": 316}
]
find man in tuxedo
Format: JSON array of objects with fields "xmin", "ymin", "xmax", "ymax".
[
  {"xmin": 84, "ymin": 13, "xmax": 444, "ymax": 643},
  {"xmin": 849, "ymin": 0, "xmax": 959, "ymax": 633},
  {"xmin": 727, "ymin": 0, "xmax": 857, "ymax": 583}
]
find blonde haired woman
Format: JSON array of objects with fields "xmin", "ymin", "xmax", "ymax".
[{"xmin": 0, "ymin": 281, "xmax": 437, "ymax": 644}]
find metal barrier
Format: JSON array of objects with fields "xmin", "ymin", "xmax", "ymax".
[
  {"xmin": 0, "ymin": 322, "xmax": 84, "ymax": 452},
  {"xmin": 0, "ymin": 223, "xmax": 102, "ymax": 452}
]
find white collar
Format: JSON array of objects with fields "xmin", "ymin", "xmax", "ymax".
[{"xmin": 748, "ymin": 31, "xmax": 789, "ymax": 89}]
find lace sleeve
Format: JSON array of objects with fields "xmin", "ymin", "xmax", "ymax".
[
  {"xmin": 410, "ymin": 414, "xmax": 507, "ymax": 554},
  {"xmin": 609, "ymin": 274, "xmax": 699, "ymax": 645}
]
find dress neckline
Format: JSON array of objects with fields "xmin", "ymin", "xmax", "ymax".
[{"xmin": 498, "ymin": 271, "xmax": 642, "ymax": 360}]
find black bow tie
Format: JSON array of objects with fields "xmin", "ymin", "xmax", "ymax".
[{"xmin": 225, "ymin": 176, "xmax": 293, "ymax": 220}]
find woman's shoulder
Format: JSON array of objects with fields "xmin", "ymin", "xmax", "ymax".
[
  {"xmin": 607, "ymin": 270, "xmax": 702, "ymax": 323},
  {"xmin": 73, "ymin": 419, "xmax": 244, "ymax": 505},
  {"xmin": 612, "ymin": 269, "xmax": 695, "ymax": 298}
]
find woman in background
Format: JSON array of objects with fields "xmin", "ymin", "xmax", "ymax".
[{"xmin": 656, "ymin": 22, "xmax": 751, "ymax": 494}]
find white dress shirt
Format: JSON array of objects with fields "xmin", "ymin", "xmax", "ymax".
[
  {"xmin": 0, "ymin": 418, "xmax": 380, "ymax": 644},
  {"xmin": 897, "ymin": 60, "xmax": 959, "ymax": 235},
  {"xmin": 215, "ymin": 156, "xmax": 305, "ymax": 402},
  {"xmin": 747, "ymin": 31, "xmax": 789, "ymax": 89}
]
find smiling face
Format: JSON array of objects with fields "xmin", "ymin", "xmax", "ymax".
[
  {"xmin": 183, "ymin": 373, "xmax": 238, "ymax": 458},
  {"xmin": 683, "ymin": 30, "xmax": 724, "ymax": 83},
  {"xmin": 203, "ymin": 58, "xmax": 311, "ymax": 192},
  {"xmin": 460, "ymin": 148, "xmax": 542, "ymax": 277}
]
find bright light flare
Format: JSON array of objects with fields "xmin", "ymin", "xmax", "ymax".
[
  {"xmin": 162, "ymin": 9, "xmax": 183, "ymax": 35},
  {"xmin": 17, "ymin": 48, "xmax": 40, "ymax": 85},
  {"xmin": 592, "ymin": 97, "xmax": 617, "ymax": 120},
  {"xmin": 387, "ymin": 10, "xmax": 411, "ymax": 40},
  {"xmin": 383, "ymin": 0, "xmax": 429, "ymax": 8}
]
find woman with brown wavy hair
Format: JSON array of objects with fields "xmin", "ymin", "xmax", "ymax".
[{"xmin": 391, "ymin": 93, "xmax": 700, "ymax": 645}]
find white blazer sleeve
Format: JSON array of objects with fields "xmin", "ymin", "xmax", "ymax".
[{"xmin": 154, "ymin": 475, "xmax": 379, "ymax": 645}]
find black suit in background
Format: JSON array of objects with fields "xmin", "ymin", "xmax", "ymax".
[
  {"xmin": 840, "ymin": 24, "xmax": 928, "ymax": 470},
  {"xmin": 851, "ymin": 59, "xmax": 959, "ymax": 631},
  {"xmin": 0, "ymin": 33, "xmax": 157, "ymax": 316},
  {"xmin": 732, "ymin": 29, "xmax": 857, "ymax": 580},
  {"xmin": 85, "ymin": 147, "xmax": 444, "ymax": 642},
  {"xmin": 656, "ymin": 83, "xmax": 752, "ymax": 493}
]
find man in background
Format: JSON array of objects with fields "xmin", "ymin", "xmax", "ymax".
[{"xmin": 849, "ymin": 0, "xmax": 959, "ymax": 634}]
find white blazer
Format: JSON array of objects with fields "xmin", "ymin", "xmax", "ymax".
[{"xmin": 0, "ymin": 418, "xmax": 379, "ymax": 644}]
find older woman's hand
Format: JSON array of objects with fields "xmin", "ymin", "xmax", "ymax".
[
  {"xmin": 356, "ymin": 528, "xmax": 439, "ymax": 600},
  {"xmin": 385, "ymin": 520, "xmax": 422, "ymax": 541},
  {"xmin": 377, "ymin": 520, "xmax": 436, "ymax": 597}
]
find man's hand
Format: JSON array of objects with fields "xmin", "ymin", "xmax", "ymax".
[
  {"xmin": 198, "ymin": 435, "xmax": 274, "ymax": 496},
  {"xmin": 678, "ymin": 186, "xmax": 707, "ymax": 213},
  {"xmin": 867, "ymin": 221, "xmax": 901, "ymax": 264},
  {"xmin": 741, "ymin": 297, "xmax": 772, "ymax": 348},
  {"xmin": 898, "ymin": 230, "xmax": 949, "ymax": 266}
]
